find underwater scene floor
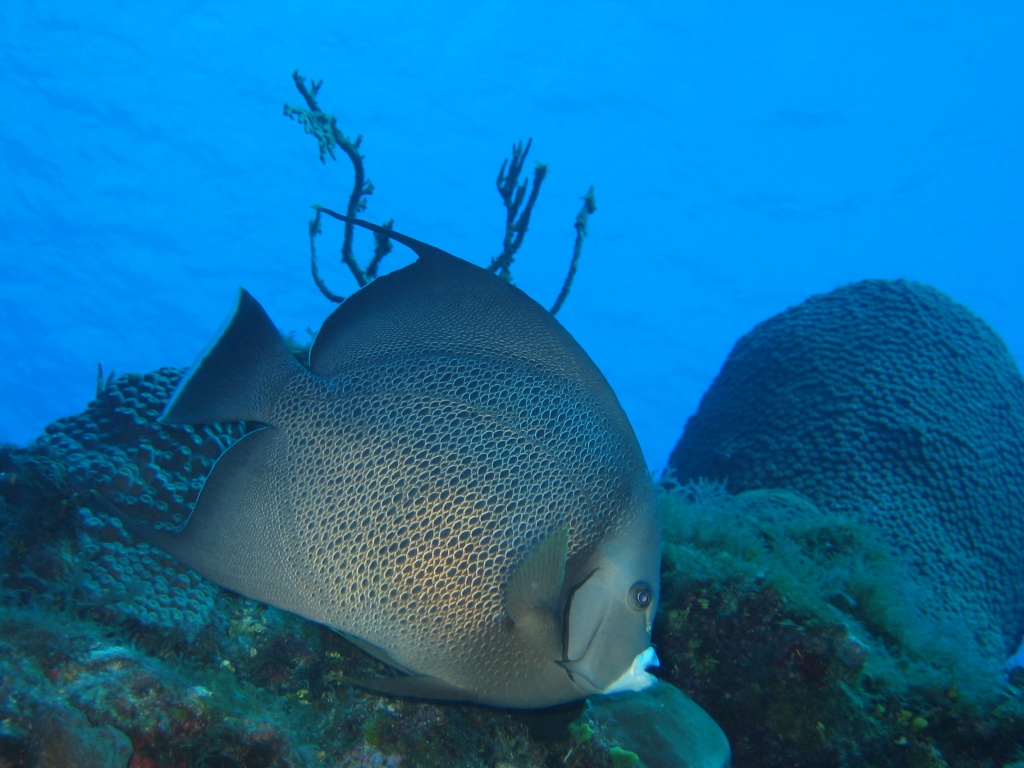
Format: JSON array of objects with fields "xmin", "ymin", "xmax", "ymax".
[{"xmin": 2, "ymin": 387, "xmax": 1023, "ymax": 767}]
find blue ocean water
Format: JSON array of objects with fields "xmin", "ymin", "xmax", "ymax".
[
  {"xmin": 2, "ymin": 5, "xmax": 1024, "ymax": 762},
  {"xmin": 2, "ymin": 1, "xmax": 1021, "ymax": 472}
]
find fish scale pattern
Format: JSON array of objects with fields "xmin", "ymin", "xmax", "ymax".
[
  {"xmin": 30, "ymin": 367, "xmax": 246, "ymax": 529},
  {"xmin": 284, "ymin": 351, "xmax": 649, "ymax": 689},
  {"xmin": 667, "ymin": 279, "xmax": 1024, "ymax": 664}
]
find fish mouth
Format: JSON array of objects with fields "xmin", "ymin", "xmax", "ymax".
[
  {"xmin": 598, "ymin": 646, "xmax": 660, "ymax": 694},
  {"xmin": 559, "ymin": 646, "xmax": 660, "ymax": 695}
]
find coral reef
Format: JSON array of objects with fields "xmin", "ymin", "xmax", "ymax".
[
  {"xmin": 6, "ymin": 437, "xmax": 1020, "ymax": 765},
  {"xmin": 655, "ymin": 482, "xmax": 1024, "ymax": 767},
  {"xmin": 0, "ymin": 390, "xmax": 652, "ymax": 766},
  {"xmin": 666, "ymin": 279, "xmax": 1024, "ymax": 673},
  {"xmin": 5, "ymin": 375, "xmax": 1023, "ymax": 766},
  {"xmin": 21, "ymin": 702, "xmax": 132, "ymax": 768},
  {"xmin": 0, "ymin": 369, "xmax": 240, "ymax": 643}
]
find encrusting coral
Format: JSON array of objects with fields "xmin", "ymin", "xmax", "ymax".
[
  {"xmin": 20, "ymin": 367, "xmax": 246, "ymax": 531},
  {"xmin": 0, "ymin": 368, "xmax": 237, "ymax": 641}
]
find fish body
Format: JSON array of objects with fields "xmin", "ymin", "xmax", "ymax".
[{"xmin": 151, "ymin": 216, "xmax": 660, "ymax": 708}]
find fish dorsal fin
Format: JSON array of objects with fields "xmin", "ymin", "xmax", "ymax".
[
  {"xmin": 503, "ymin": 528, "xmax": 569, "ymax": 624},
  {"xmin": 307, "ymin": 211, "xmax": 610, "ymax": 396},
  {"xmin": 162, "ymin": 289, "xmax": 303, "ymax": 426},
  {"xmin": 315, "ymin": 207, "xmax": 456, "ymax": 263}
]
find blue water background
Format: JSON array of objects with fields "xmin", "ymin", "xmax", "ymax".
[{"xmin": 1, "ymin": 1, "xmax": 1021, "ymax": 475}]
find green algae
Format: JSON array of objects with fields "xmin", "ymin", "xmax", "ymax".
[
  {"xmin": 609, "ymin": 746, "xmax": 640, "ymax": 766},
  {"xmin": 655, "ymin": 480, "xmax": 1024, "ymax": 767}
]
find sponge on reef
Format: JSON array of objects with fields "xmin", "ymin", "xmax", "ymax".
[{"xmin": 666, "ymin": 279, "xmax": 1024, "ymax": 670}]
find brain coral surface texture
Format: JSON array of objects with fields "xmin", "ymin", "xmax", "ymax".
[{"xmin": 667, "ymin": 279, "xmax": 1024, "ymax": 667}]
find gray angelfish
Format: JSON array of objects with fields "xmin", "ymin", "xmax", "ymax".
[{"xmin": 147, "ymin": 212, "xmax": 661, "ymax": 708}]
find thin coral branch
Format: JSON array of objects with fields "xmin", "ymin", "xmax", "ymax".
[
  {"xmin": 286, "ymin": 70, "xmax": 380, "ymax": 297},
  {"xmin": 95, "ymin": 364, "xmax": 115, "ymax": 399},
  {"xmin": 308, "ymin": 209, "xmax": 346, "ymax": 302},
  {"xmin": 550, "ymin": 187, "xmax": 596, "ymax": 315},
  {"xmin": 283, "ymin": 74, "xmax": 336, "ymax": 163},
  {"xmin": 489, "ymin": 139, "xmax": 547, "ymax": 281}
]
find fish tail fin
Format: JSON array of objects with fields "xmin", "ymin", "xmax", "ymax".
[{"xmin": 161, "ymin": 289, "xmax": 301, "ymax": 426}]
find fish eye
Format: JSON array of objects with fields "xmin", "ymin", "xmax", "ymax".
[{"xmin": 629, "ymin": 582, "xmax": 653, "ymax": 611}]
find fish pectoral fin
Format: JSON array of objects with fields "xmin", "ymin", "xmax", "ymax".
[
  {"xmin": 503, "ymin": 527, "xmax": 569, "ymax": 625},
  {"xmin": 333, "ymin": 629, "xmax": 479, "ymax": 703},
  {"xmin": 350, "ymin": 673, "xmax": 478, "ymax": 703}
]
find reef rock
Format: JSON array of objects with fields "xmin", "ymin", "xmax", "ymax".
[{"xmin": 589, "ymin": 680, "xmax": 730, "ymax": 768}]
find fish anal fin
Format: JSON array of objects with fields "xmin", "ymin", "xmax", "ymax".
[
  {"xmin": 350, "ymin": 673, "xmax": 478, "ymax": 703},
  {"xmin": 503, "ymin": 527, "xmax": 569, "ymax": 625},
  {"xmin": 329, "ymin": 628, "xmax": 478, "ymax": 702},
  {"xmin": 331, "ymin": 629, "xmax": 419, "ymax": 676}
]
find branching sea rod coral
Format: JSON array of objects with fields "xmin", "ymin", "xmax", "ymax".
[
  {"xmin": 285, "ymin": 70, "xmax": 593, "ymax": 313},
  {"xmin": 489, "ymin": 137, "xmax": 546, "ymax": 281},
  {"xmin": 284, "ymin": 70, "xmax": 380, "ymax": 299}
]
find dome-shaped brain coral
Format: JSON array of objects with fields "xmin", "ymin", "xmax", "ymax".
[{"xmin": 666, "ymin": 279, "xmax": 1024, "ymax": 671}]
